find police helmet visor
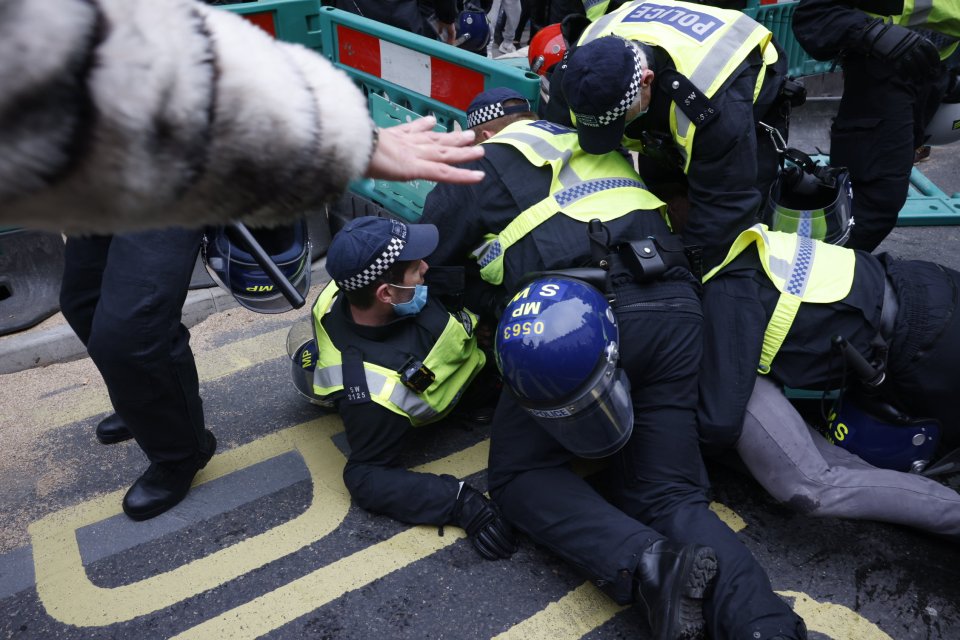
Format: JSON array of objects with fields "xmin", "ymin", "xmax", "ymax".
[
  {"xmin": 766, "ymin": 166, "xmax": 853, "ymax": 245},
  {"xmin": 205, "ymin": 222, "xmax": 312, "ymax": 313},
  {"xmin": 285, "ymin": 319, "xmax": 332, "ymax": 407},
  {"xmin": 523, "ymin": 348, "xmax": 634, "ymax": 458}
]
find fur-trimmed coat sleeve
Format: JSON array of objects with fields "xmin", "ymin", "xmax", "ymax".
[{"xmin": 0, "ymin": 0, "xmax": 375, "ymax": 234}]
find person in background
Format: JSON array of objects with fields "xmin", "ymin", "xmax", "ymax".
[
  {"xmin": 792, "ymin": 0, "xmax": 960, "ymax": 251},
  {"xmin": 336, "ymin": 0, "xmax": 459, "ymax": 43}
]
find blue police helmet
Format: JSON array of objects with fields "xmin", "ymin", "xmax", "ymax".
[
  {"xmin": 765, "ymin": 163, "xmax": 854, "ymax": 246},
  {"xmin": 495, "ymin": 276, "xmax": 634, "ymax": 458},
  {"xmin": 203, "ymin": 219, "xmax": 311, "ymax": 314},
  {"xmin": 826, "ymin": 396, "xmax": 941, "ymax": 473},
  {"xmin": 455, "ymin": 4, "xmax": 490, "ymax": 54}
]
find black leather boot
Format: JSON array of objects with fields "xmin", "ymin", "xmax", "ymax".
[
  {"xmin": 122, "ymin": 431, "xmax": 217, "ymax": 521},
  {"xmin": 635, "ymin": 540, "xmax": 718, "ymax": 640},
  {"xmin": 95, "ymin": 413, "xmax": 133, "ymax": 445}
]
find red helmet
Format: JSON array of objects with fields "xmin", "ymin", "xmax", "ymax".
[{"xmin": 528, "ymin": 24, "xmax": 566, "ymax": 76}]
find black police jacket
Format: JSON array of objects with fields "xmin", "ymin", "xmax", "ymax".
[
  {"xmin": 421, "ymin": 141, "xmax": 674, "ymax": 314},
  {"xmin": 697, "ymin": 245, "xmax": 888, "ymax": 451}
]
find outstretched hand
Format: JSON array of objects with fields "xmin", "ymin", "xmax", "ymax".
[{"xmin": 365, "ymin": 116, "xmax": 486, "ymax": 184}]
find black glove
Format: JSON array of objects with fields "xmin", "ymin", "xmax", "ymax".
[
  {"xmin": 451, "ymin": 485, "xmax": 517, "ymax": 560},
  {"xmin": 856, "ymin": 18, "xmax": 940, "ymax": 77}
]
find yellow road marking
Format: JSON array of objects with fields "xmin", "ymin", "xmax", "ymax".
[
  {"xmin": 31, "ymin": 416, "xmax": 347, "ymax": 626},
  {"xmin": 710, "ymin": 501, "xmax": 746, "ymax": 532},
  {"xmin": 27, "ymin": 408, "xmax": 888, "ymax": 639},
  {"xmin": 494, "ymin": 582, "xmax": 626, "ymax": 640},
  {"xmin": 27, "ymin": 327, "xmax": 288, "ymax": 434},
  {"xmin": 778, "ymin": 591, "xmax": 893, "ymax": 640},
  {"xmin": 171, "ymin": 526, "xmax": 463, "ymax": 640}
]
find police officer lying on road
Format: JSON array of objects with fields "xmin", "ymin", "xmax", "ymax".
[
  {"xmin": 545, "ymin": 0, "xmax": 795, "ymax": 273},
  {"xmin": 792, "ymin": 0, "xmax": 960, "ymax": 252},
  {"xmin": 287, "ymin": 217, "xmax": 515, "ymax": 560},
  {"xmin": 698, "ymin": 224, "xmax": 960, "ymax": 539},
  {"xmin": 420, "ymin": 88, "xmax": 807, "ymax": 640}
]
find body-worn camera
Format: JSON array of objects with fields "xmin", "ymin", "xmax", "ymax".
[{"xmin": 399, "ymin": 357, "xmax": 436, "ymax": 393}]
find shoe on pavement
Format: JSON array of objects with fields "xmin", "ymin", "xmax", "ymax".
[
  {"xmin": 498, "ymin": 41, "xmax": 517, "ymax": 54},
  {"xmin": 635, "ymin": 539, "xmax": 718, "ymax": 640},
  {"xmin": 122, "ymin": 431, "xmax": 217, "ymax": 521},
  {"xmin": 96, "ymin": 413, "xmax": 133, "ymax": 445}
]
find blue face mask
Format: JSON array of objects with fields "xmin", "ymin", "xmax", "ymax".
[{"xmin": 390, "ymin": 283, "xmax": 428, "ymax": 316}]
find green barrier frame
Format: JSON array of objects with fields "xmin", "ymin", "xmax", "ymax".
[
  {"xmin": 315, "ymin": 6, "xmax": 540, "ymax": 220},
  {"xmin": 743, "ymin": 0, "xmax": 834, "ymax": 78}
]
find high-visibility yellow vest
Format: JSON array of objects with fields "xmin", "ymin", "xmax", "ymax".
[
  {"xmin": 578, "ymin": 0, "xmax": 777, "ymax": 171},
  {"xmin": 865, "ymin": 0, "xmax": 960, "ymax": 59},
  {"xmin": 310, "ymin": 282, "xmax": 486, "ymax": 426},
  {"xmin": 584, "ymin": 0, "xmax": 613, "ymax": 21},
  {"xmin": 704, "ymin": 224, "xmax": 857, "ymax": 374},
  {"xmin": 470, "ymin": 119, "xmax": 667, "ymax": 285}
]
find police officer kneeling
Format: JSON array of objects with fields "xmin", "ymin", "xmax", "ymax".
[
  {"xmin": 289, "ymin": 217, "xmax": 515, "ymax": 560},
  {"xmin": 422, "ymin": 88, "xmax": 805, "ymax": 640}
]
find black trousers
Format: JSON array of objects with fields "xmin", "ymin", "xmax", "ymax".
[
  {"xmin": 488, "ymin": 276, "xmax": 802, "ymax": 639},
  {"xmin": 60, "ymin": 229, "xmax": 209, "ymax": 464},
  {"xmin": 831, "ymin": 54, "xmax": 949, "ymax": 252}
]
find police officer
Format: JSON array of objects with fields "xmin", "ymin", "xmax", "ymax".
[
  {"xmin": 298, "ymin": 216, "xmax": 515, "ymax": 560},
  {"xmin": 792, "ymin": 0, "xmax": 960, "ymax": 252},
  {"xmin": 421, "ymin": 88, "xmax": 806, "ymax": 640},
  {"xmin": 698, "ymin": 224, "xmax": 960, "ymax": 538},
  {"xmin": 545, "ymin": 0, "xmax": 792, "ymax": 273},
  {"xmin": 59, "ymin": 229, "xmax": 217, "ymax": 521}
]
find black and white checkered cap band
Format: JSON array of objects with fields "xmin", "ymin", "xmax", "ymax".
[
  {"xmin": 337, "ymin": 236, "xmax": 405, "ymax": 291},
  {"xmin": 468, "ymin": 103, "xmax": 506, "ymax": 128},
  {"xmin": 574, "ymin": 43, "xmax": 644, "ymax": 127},
  {"xmin": 467, "ymin": 99, "xmax": 533, "ymax": 128}
]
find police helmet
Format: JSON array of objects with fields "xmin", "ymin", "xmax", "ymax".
[
  {"xmin": 925, "ymin": 100, "xmax": 960, "ymax": 146},
  {"xmin": 826, "ymin": 395, "xmax": 941, "ymax": 473},
  {"xmin": 528, "ymin": 24, "xmax": 566, "ymax": 76},
  {"xmin": 495, "ymin": 276, "xmax": 634, "ymax": 458},
  {"xmin": 454, "ymin": 3, "xmax": 490, "ymax": 54},
  {"xmin": 203, "ymin": 220, "xmax": 311, "ymax": 313},
  {"xmin": 285, "ymin": 317, "xmax": 333, "ymax": 407},
  {"xmin": 765, "ymin": 162, "xmax": 854, "ymax": 246}
]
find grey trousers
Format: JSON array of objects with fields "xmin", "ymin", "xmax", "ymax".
[{"xmin": 736, "ymin": 377, "xmax": 960, "ymax": 540}]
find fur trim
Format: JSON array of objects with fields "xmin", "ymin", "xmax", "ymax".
[{"xmin": 0, "ymin": 0, "xmax": 373, "ymax": 234}]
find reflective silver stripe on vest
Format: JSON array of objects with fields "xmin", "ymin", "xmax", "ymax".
[
  {"xmin": 475, "ymin": 239, "xmax": 503, "ymax": 267},
  {"xmin": 554, "ymin": 177, "xmax": 647, "ymax": 206},
  {"xmin": 585, "ymin": 8, "xmax": 623, "ymax": 39},
  {"xmin": 908, "ymin": 0, "xmax": 933, "ymax": 25},
  {"xmin": 313, "ymin": 365, "xmax": 436, "ymax": 419},
  {"xmin": 784, "ymin": 235, "xmax": 816, "ymax": 297},
  {"xmin": 491, "ymin": 132, "xmax": 581, "ymax": 188},
  {"xmin": 584, "ymin": 0, "xmax": 606, "ymax": 8},
  {"xmin": 474, "ymin": 178, "xmax": 647, "ymax": 267},
  {"xmin": 388, "ymin": 383, "xmax": 439, "ymax": 421},
  {"xmin": 676, "ymin": 11, "xmax": 765, "ymax": 139}
]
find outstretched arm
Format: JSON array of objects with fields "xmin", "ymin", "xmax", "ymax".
[{"xmin": 0, "ymin": 0, "xmax": 484, "ymax": 234}]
